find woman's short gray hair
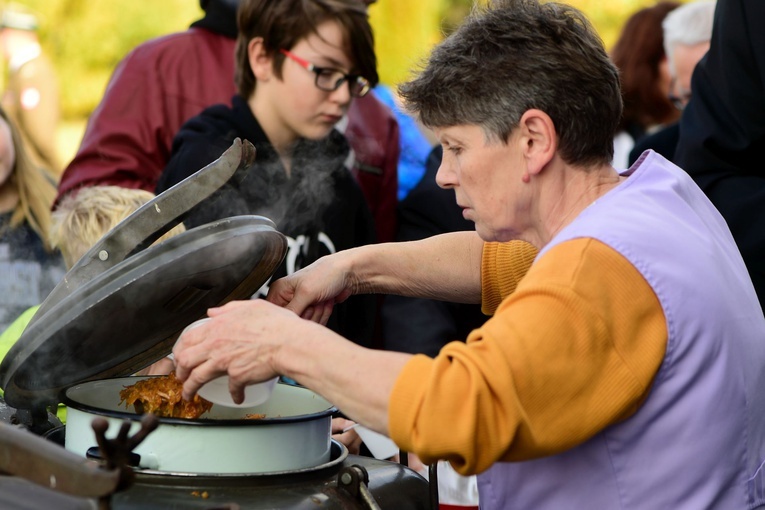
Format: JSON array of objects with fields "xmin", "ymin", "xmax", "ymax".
[{"xmin": 399, "ymin": 0, "xmax": 622, "ymax": 166}]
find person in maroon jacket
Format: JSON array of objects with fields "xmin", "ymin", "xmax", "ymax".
[{"xmin": 55, "ymin": 0, "xmax": 399, "ymax": 244}]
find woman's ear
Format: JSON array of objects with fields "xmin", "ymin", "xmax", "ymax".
[
  {"xmin": 518, "ymin": 109, "xmax": 557, "ymax": 176},
  {"xmin": 248, "ymin": 37, "xmax": 272, "ymax": 82}
]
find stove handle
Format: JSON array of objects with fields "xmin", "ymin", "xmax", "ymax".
[
  {"xmin": 0, "ymin": 421, "xmax": 122, "ymax": 498},
  {"xmin": 338, "ymin": 465, "xmax": 382, "ymax": 510},
  {"xmin": 29, "ymin": 138, "xmax": 256, "ymax": 323}
]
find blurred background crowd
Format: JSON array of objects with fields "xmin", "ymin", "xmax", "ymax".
[
  {"xmin": 1, "ymin": 0, "xmax": 669, "ymax": 169},
  {"xmin": 1, "ymin": 0, "xmax": 756, "ymax": 506}
]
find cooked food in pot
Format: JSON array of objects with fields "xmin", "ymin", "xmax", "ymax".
[{"xmin": 119, "ymin": 372, "xmax": 213, "ymax": 419}]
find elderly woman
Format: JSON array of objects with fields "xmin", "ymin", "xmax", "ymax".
[{"xmin": 172, "ymin": 0, "xmax": 765, "ymax": 507}]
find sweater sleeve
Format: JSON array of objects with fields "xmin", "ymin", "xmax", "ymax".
[
  {"xmin": 481, "ymin": 240, "xmax": 538, "ymax": 314},
  {"xmin": 388, "ymin": 238, "xmax": 667, "ymax": 475}
]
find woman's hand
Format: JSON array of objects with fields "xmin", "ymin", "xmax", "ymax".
[
  {"xmin": 267, "ymin": 254, "xmax": 355, "ymax": 325},
  {"xmin": 331, "ymin": 417, "xmax": 362, "ymax": 455},
  {"xmin": 172, "ymin": 300, "xmax": 308, "ymax": 402}
]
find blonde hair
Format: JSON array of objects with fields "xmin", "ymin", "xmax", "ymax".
[
  {"xmin": 0, "ymin": 106, "xmax": 58, "ymax": 250},
  {"xmin": 50, "ymin": 186, "xmax": 186, "ymax": 268}
]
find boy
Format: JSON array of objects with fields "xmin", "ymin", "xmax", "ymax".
[{"xmin": 157, "ymin": 0, "xmax": 379, "ymax": 347}]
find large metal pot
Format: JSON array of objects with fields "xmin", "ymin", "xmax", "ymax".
[{"xmin": 63, "ymin": 379, "xmax": 335, "ymax": 474}]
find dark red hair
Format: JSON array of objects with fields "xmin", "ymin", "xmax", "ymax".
[{"xmin": 611, "ymin": 1, "xmax": 681, "ymax": 134}]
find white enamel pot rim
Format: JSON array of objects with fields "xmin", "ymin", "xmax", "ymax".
[{"xmin": 61, "ymin": 377, "xmax": 337, "ymax": 475}]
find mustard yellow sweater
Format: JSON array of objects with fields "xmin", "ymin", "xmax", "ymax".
[{"xmin": 388, "ymin": 238, "xmax": 667, "ymax": 475}]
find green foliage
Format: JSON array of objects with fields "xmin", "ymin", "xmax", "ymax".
[
  {"xmin": 368, "ymin": 0, "xmax": 444, "ymax": 86},
  {"xmin": 371, "ymin": 0, "xmax": 676, "ymax": 86},
  {"xmin": 6, "ymin": 0, "xmax": 677, "ymax": 121},
  {"xmin": 8, "ymin": 0, "xmax": 202, "ymax": 119},
  {"xmin": 566, "ymin": 0, "xmax": 677, "ymax": 49}
]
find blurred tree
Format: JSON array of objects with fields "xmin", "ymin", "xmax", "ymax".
[
  {"xmin": 3, "ymin": 0, "xmax": 202, "ymax": 119},
  {"xmin": 4, "ymin": 0, "xmax": 679, "ymax": 121},
  {"xmin": 568, "ymin": 0, "xmax": 667, "ymax": 48},
  {"xmin": 369, "ymin": 0, "xmax": 682, "ymax": 87},
  {"xmin": 440, "ymin": 0, "xmax": 479, "ymax": 36},
  {"xmin": 368, "ymin": 0, "xmax": 443, "ymax": 86}
]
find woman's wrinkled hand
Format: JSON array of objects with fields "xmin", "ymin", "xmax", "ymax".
[
  {"xmin": 172, "ymin": 300, "xmax": 301, "ymax": 402},
  {"xmin": 266, "ymin": 255, "xmax": 355, "ymax": 325}
]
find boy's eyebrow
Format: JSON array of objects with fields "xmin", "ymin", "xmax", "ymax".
[
  {"xmin": 315, "ymin": 55, "xmax": 349, "ymax": 69},
  {"xmin": 299, "ymin": 47, "xmax": 350, "ymax": 70}
]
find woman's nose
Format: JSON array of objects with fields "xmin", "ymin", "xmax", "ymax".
[{"xmin": 435, "ymin": 161, "xmax": 456, "ymax": 189}]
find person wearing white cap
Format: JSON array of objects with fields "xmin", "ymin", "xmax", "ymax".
[{"xmin": 0, "ymin": 5, "xmax": 60, "ymax": 173}]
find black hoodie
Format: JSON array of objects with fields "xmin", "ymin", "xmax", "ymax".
[
  {"xmin": 191, "ymin": 0, "xmax": 239, "ymax": 39},
  {"xmin": 157, "ymin": 95, "xmax": 378, "ymax": 347}
]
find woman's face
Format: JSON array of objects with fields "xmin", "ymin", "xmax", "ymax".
[
  {"xmin": 435, "ymin": 124, "xmax": 528, "ymax": 242},
  {"xmin": 0, "ymin": 118, "xmax": 15, "ymax": 188},
  {"xmin": 253, "ymin": 19, "xmax": 355, "ymax": 150}
]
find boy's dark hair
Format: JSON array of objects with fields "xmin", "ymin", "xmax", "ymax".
[
  {"xmin": 400, "ymin": 0, "xmax": 622, "ymax": 166},
  {"xmin": 235, "ymin": 0, "xmax": 378, "ymax": 98}
]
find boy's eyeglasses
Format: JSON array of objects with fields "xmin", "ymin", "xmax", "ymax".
[{"xmin": 280, "ymin": 49, "xmax": 371, "ymax": 98}]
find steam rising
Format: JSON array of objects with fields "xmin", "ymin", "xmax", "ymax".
[
  {"xmin": 2, "ymin": 132, "xmax": 368, "ymax": 411},
  {"xmin": 185, "ymin": 132, "xmax": 348, "ymax": 240}
]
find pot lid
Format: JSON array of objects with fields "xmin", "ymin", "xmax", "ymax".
[{"xmin": 0, "ymin": 139, "xmax": 287, "ymax": 410}]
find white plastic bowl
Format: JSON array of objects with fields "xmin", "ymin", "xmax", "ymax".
[
  {"xmin": 179, "ymin": 317, "xmax": 278, "ymax": 408},
  {"xmin": 198, "ymin": 375, "xmax": 278, "ymax": 408}
]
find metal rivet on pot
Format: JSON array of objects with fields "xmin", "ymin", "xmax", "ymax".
[
  {"xmin": 99, "ymin": 250, "xmax": 109, "ymax": 261},
  {"xmin": 340, "ymin": 472, "xmax": 353, "ymax": 485}
]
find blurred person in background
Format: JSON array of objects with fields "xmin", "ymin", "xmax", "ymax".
[
  {"xmin": 156, "ymin": 0, "xmax": 380, "ymax": 348},
  {"xmin": 628, "ymin": 0, "xmax": 716, "ymax": 166},
  {"xmin": 0, "ymin": 5, "xmax": 61, "ymax": 173},
  {"xmin": 372, "ymin": 84, "xmax": 433, "ymax": 201},
  {"xmin": 55, "ymin": 0, "xmax": 241, "ymax": 198},
  {"xmin": 675, "ymin": 0, "xmax": 765, "ymax": 313},
  {"xmin": 0, "ymin": 106, "xmax": 65, "ymax": 335},
  {"xmin": 55, "ymin": 0, "xmax": 399, "ymax": 246},
  {"xmin": 47, "ymin": 187, "xmax": 185, "ymax": 270},
  {"xmin": 610, "ymin": 1, "xmax": 680, "ymax": 169}
]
